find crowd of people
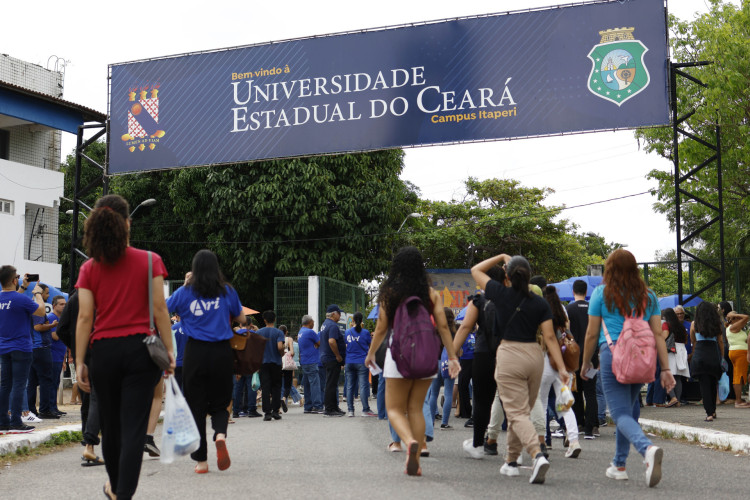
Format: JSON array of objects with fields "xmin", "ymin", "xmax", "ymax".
[{"xmin": 2, "ymin": 194, "xmax": 750, "ymax": 498}]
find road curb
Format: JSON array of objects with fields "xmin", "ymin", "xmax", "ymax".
[
  {"xmin": 0, "ymin": 423, "xmax": 81, "ymax": 456},
  {"xmin": 640, "ymin": 418, "xmax": 750, "ymax": 454}
]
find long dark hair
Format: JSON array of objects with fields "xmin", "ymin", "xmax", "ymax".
[
  {"xmin": 694, "ymin": 302, "xmax": 721, "ymax": 339},
  {"xmin": 444, "ymin": 307, "xmax": 457, "ymax": 338},
  {"xmin": 189, "ymin": 249, "xmax": 230, "ymax": 298},
  {"xmin": 544, "ymin": 285, "xmax": 567, "ymax": 332},
  {"xmin": 379, "ymin": 246, "xmax": 431, "ymax": 326},
  {"xmin": 507, "ymin": 256, "xmax": 532, "ymax": 298},
  {"xmin": 662, "ymin": 308, "xmax": 687, "ymax": 344},
  {"xmin": 83, "ymin": 194, "xmax": 130, "ymax": 264},
  {"xmin": 353, "ymin": 312, "xmax": 363, "ymax": 333},
  {"xmin": 602, "ymin": 249, "xmax": 651, "ymax": 317}
]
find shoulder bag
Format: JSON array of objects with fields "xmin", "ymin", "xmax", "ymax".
[{"xmin": 143, "ymin": 251, "xmax": 172, "ymax": 371}]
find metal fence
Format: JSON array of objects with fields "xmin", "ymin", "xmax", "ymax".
[{"xmin": 274, "ymin": 276, "xmax": 368, "ymax": 336}]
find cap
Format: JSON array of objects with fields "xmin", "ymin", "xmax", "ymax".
[{"xmin": 326, "ymin": 304, "xmax": 343, "ymax": 314}]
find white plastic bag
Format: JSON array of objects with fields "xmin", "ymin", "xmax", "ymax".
[
  {"xmin": 556, "ymin": 384, "xmax": 575, "ymax": 413},
  {"xmin": 160, "ymin": 376, "xmax": 200, "ymax": 464}
]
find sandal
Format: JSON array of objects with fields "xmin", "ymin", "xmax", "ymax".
[
  {"xmin": 704, "ymin": 416, "xmax": 714, "ymax": 422},
  {"xmin": 420, "ymin": 446, "xmax": 430, "ymax": 457},
  {"xmin": 665, "ymin": 398, "xmax": 680, "ymax": 408},
  {"xmin": 216, "ymin": 439, "xmax": 231, "ymax": 471},
  {"xmin": 194, "ymin": 464, "xmax": 209, "ymax": 474},
  {"xmin": 388, "ymin": 442, "xmax": 402, "ymax": 453},
  {"xmin": 734, "ymin": 402, "xmax": 750, "ymax": 408},
  {"xmin": 405, "ymin": 440, "xmax": 420, "ymax": 476}
]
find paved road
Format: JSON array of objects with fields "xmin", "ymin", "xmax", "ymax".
[{"xmin": 1, "ymin": 405, "xmax": 747, "ymax": 499}]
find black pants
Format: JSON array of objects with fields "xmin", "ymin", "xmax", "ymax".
[
  {"xmin": 698, "ymin": 374, "xmax": 718, "ymax": 417},
  {"xmin": 90, "ymin": 335, "xmax": 160, "ymax": 500},
  {"xmin": 471, "ymin": 352, "xmax": 496, "ymax": 447},
  {"xmin": 282, "ymin": 369, "xmax": 293, "ymax": 399},
  {"xmin": 458, "ymin": 358, "xmax": 473, "ymax": 418},
  {"xmin": 183, "ymin": 338, "xmax": 234, "ymax": 462},
  {"xmin": 81, "ymin": 388, "xmax": 101, "ymax": 446},
  {"xmin": 260, "ymin": 362, "xmax": 283, "ymax": 415},
  {"xmin": 572, "ymin": 371, "xmax": 599, "ymax": 433},
  {"xmin": 324, "ymin": 360, "xmax": 342, "ymax": 412},
  {"xmin": 27, "ymin": 347, "xmax": 54, "ymax": 414}
]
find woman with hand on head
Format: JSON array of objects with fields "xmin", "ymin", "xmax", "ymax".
[
  {"xmin": 581, "ymin": 249, "xmax": 674, "ymax": 488},
  {"xmin": 718, "ymin": 302, "xmax": 750, "ymax": 407},
  {"xmin": 166, "ymin": 250, "xmax": 245, "ymax": 474},
  {"xmin": 365, "ymin": 246, "xmax": 460, "ymax": 477},
  {"xmin": 472, "ymin": 254, "xmax": 568, "ymax": 485},
  {"xmin": 75, "ymin": 194, "xmax": 175, "ymax": 500}
]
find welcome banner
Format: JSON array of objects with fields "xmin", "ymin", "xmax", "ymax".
[{"xmin": 108, "ymin": 0, "xmax": 669, "ymax": 174}]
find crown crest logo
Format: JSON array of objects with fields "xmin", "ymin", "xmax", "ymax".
[{"xmin": 598, "ymin": 28, "xmax": 636, "ymax": 44}]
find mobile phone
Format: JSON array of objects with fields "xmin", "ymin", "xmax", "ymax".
[
  {"xmin": 584, "ymin": 367, "xmax": 599, "ymax": 379},
  {"xmin": 26, "ymin": 274, "xmax": 40, "ymax": 282},
  {"xmin": 369, "ymin": 363, "xmax": 383, "ymax": 376}
]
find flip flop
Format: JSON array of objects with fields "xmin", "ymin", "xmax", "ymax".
[
  {"xmin": 420, "ymin": 448, "xmax": 430, "ymax": 457},
  {"xmin": 405, "ymin": 440, "xmax": 420, "ymax": 476},
  {"xmin": 216, "ymin": 439, "xmax": 231, "ymax": 471},
  {"xmin": 82, "ymin": 454, "xmax": 105, "ymax": 466},
  {"xmin": 388, "ymin": 442, "xmax": 402, "ymax": 453},
  {"xmin": 704, "ymin": 416, "xmax": 714, "ymax": 422},
  {"xmin": 194, "ymin": 464, "xmax": 209, "ymax": 474}
]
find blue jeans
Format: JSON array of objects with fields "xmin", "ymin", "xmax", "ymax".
[
  {"xmin": 645, "ymin": 364, "xmax": 666, "ymax": 405},
  {"xmin": 300, "ymin": 363, "xmax": 322, "ymax": 410},
  {"xmin": 233, "ymin": 375, "xmax": 257, "ymax": 412},
  {"xmin": 377, "ymin": 374, "xmax": 387, "ymax": 419},
  {"xmin": 389, "ymin": 389, "xmax": 434, "ymax": 443},
  {"xmin": 429, "ymin": 372, "xmax": 442, "ymax": 418},
  {"xmin": 440, "ymin": 376, "xmax": 455, "ymax": 426},
  {"xmin": 595, "ymin": 371, "xmax": 607, "ymax": 423},
  {"xmin": 599, "ymin": 344, "xmax": 653, "ymax": 467},
  {"xmin": 345, "ymin": 363, "xmax": 371, "ymax": 412},
  {"xmin": 0, "ymin": 350, "xmax": 33, "ymax": 427},
  {"xmin": 27, "ymin": 347, "xmax": 54, "ymax": 414}
]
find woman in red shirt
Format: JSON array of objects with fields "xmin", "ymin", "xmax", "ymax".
[{"xmin": 75, "ymin": 194, "xmax": 175, "ymax": 500}]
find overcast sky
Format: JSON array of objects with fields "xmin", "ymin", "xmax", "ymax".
[{"xmin": 2, "ymin": 0, "xmax": 734, "ymax": 265}]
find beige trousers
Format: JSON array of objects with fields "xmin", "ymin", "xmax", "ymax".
[{"xmin": 495, "ymin": 340, "xmax": 543, "ymax": 462}]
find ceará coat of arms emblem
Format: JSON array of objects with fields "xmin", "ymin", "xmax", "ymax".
[{"xmin": 587, "ymin": 27, "xmax": 650, "ymax": 106}]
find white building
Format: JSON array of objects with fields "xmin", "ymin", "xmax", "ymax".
[{"xmin": 0, "ymin": 54, "xmax": 105, "ymax": 288}]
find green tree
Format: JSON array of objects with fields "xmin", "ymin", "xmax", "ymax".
[
  {"xmin": 404, "ymin": 178, "xmax": 604, "ymax": 282},
  {"xmin": 59, "ymin": 147, "xmax": 409, "ymax": 309},
  {"xmin": 635, "ymin": 1, "xmax": 750, "ymax": 308}
]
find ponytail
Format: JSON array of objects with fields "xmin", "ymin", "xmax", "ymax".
[
  {"xmin": 507, "ymin": 255, "xmax": 532, "ymax": 297},
  {"xmin": 82, "ymin": 194, "xmax": 130, "ymax": 264},
  {"xmin": 353, "ymin": 311, "xmax": 363, "ymax": 333}
]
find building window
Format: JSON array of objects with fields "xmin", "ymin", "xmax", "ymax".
[
  {"xmin": 0, "ymin": 129, "xmax": 8, "ymax": 160},
  {"xmin": 0, "ymin": 199, "xmax": 13, "ymax": 215}
]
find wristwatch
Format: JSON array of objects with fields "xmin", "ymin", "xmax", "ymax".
[{"xmin": 20, "ymin": 286, "xmax": 27, "ymax": 290}]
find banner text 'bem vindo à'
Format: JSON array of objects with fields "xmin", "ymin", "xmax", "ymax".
[{"xmin": 107, "ymin": 0, "xmax": 668, "ymax": 174}]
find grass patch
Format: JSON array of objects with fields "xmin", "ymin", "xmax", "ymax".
[{"xmin": 1, "ymin": 430, "xmax": 83, "ymax": 465}]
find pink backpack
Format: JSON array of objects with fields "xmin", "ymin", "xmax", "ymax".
[{"xmin": 602, "ymin": 310, "xmax": 656, "ymax": 385}]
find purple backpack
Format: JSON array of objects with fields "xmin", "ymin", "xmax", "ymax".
[{"xmin": 391, "ymin": 296, "xmax": 441, "ymax": 378}]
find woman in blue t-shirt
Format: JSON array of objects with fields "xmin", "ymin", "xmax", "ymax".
[
  {"xmin": 344, "ymin": 312, "xmax": 374, "ymax": 416},
  {"xmin": 581, "ymin": 249, "xmax": 674, "ymax": 487},
  {"xmin": 166, "ymin": 250, "xmax": 245, "ymax": 474}
]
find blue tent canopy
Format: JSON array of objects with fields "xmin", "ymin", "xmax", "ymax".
[
  {"xmin": 367, "ymin": 304, "xmax": 380, "ymax": 320},
  {"xmin": 658, "ymin": 294, "xmax": 703, "ymax": 310}
]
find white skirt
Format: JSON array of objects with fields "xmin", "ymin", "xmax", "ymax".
[
  {"xmin": 668, "ymin": 343, "xmax": 691, "ymax": 378},
  {"xmin": 383, "ymin": 347, "xmax": 437, "ymax": 380}
]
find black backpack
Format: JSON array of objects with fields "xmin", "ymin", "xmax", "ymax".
[{"xmin": 473, "ymin": 293, "xmax": 500, "ymax": 355}]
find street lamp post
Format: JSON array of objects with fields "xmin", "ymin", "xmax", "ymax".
[
  {"xmin": 397, "ymin": 212, "xmax": 421, "ymax": 233},
  {"xmin": 129, "ymin": 198, "xmax": 157, "ymax": 218}
]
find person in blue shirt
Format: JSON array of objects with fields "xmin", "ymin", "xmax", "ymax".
[
  {"xmin": 457, "ymin": 331, "xmax": 475, "ymax": 425},
  {"xmin": 166, "ymin": 250, "xmax": 245, "ymax": 474},
  {"xmin": 48, "ymin": 295, "xmax": 68, "ymax": 417},
  {"xmin": 320, "ymin": 304, "xmax": 346, "ymax": 416},
  {"xmin": 170, "ymin": 314, "xmax": 188, "ymax": 390},
  {"xmin": 0, "ymin": 268, "xmax": 47, "ymax": 433},
  {"xmin": 344, "ymin": 312, "xmax": 375, "ymax": 417},
  {"xmin": 255, "ymin": 310, "xmax": 285, "ymax": 421},
  {"xmin": 28, "ymin": 284, "xmax": 59, "ymax": 420},
  {"xmin": 298, "ymin": 315, "xmax": 323, "ymax": 413}
]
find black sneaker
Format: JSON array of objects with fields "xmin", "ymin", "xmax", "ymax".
[
  {"xmin": 593, "ymin": 426, "xmax": 600, "ymax": 437},
  {"xmin": 435, "ymin": 413, "xmax": 442, "ymax": 420},
  {"xmin": 464, "ymin": 418, "xmax": 474, "ymax": 428},
  {"xmin": 271, "ymin": 412, "xmax": 282, "ymax": 420},
  {"xmin": 55, "ymin": 410, "xmax": 67, "ymax": 416},
  {"xmin": 247, "ymin": 410, "xmax": 262, "ymax": 418},
  {"xmin": 324, "ymin": 411, "xmax": 344, "ymax": 417},
  {"xmin": 311, "ymin": 407, "xmax": 325, "ymax": 414},
  {"xmin": 263, "ymin": 414, "xmax": 272, "ymax": 421},
  {"xmin": 584, "ymin": 432, "xmax": 595, "ymax": 440},
  {"xmin": 38, "ymin": 412, "xmax": 61, "ymax": 419},
  {"xmin": 539, "ymin": 442, "xmax": 549, "ymax": 459},
  {"xmin": 144, "ymin": 435, "xmax": 160, "ymax": 457},
  {"xmin": 232, "ymin": 412, "xmax": 240, "ymax": 418},
  {"xmin": 280, "ymin": 400, "xmax": 288, "ymax": 413},
  {"xmin": 440, "ymin": 424, "xmax": 452, "ymax": 429},
  {"xmin": 484, "ymin": 438, "xmax": 498, "ymax": 455},
  {"xmin": 8, "ymin": 424, "xmax": 35, "ymax": 434}
]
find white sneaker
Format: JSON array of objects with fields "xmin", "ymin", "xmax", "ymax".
[
  {"xmin": 500, "ymin": 463, "xmax": 520, "ymax": 477},
  {"xmin": 565, "ymin": 441, "xmax": 581, "ymax": 458},
  {"xmin": 551, "ymin": 429, "xmax": 565, "ymax": 438},
  {"xmin": 644, "ymin": 446, "xmax": 663, "ymax": 487},
  {"xmin": 347, "ymin": 411, "xmax": 355, "ymax": 418},
  {"xmin": 529, "ymin": 455, "xmax": 550, "ymax": 484},
  {"xmin": 22, "ymin": 412, "xmax": 42, "ymax": 423},
  {"xmin": 463, "ymin": 438, "xmax": 484, "ymax": 459},
  {"xmin": 606, "ymin": 463, "xmax": 629, "ymax": 480}
]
